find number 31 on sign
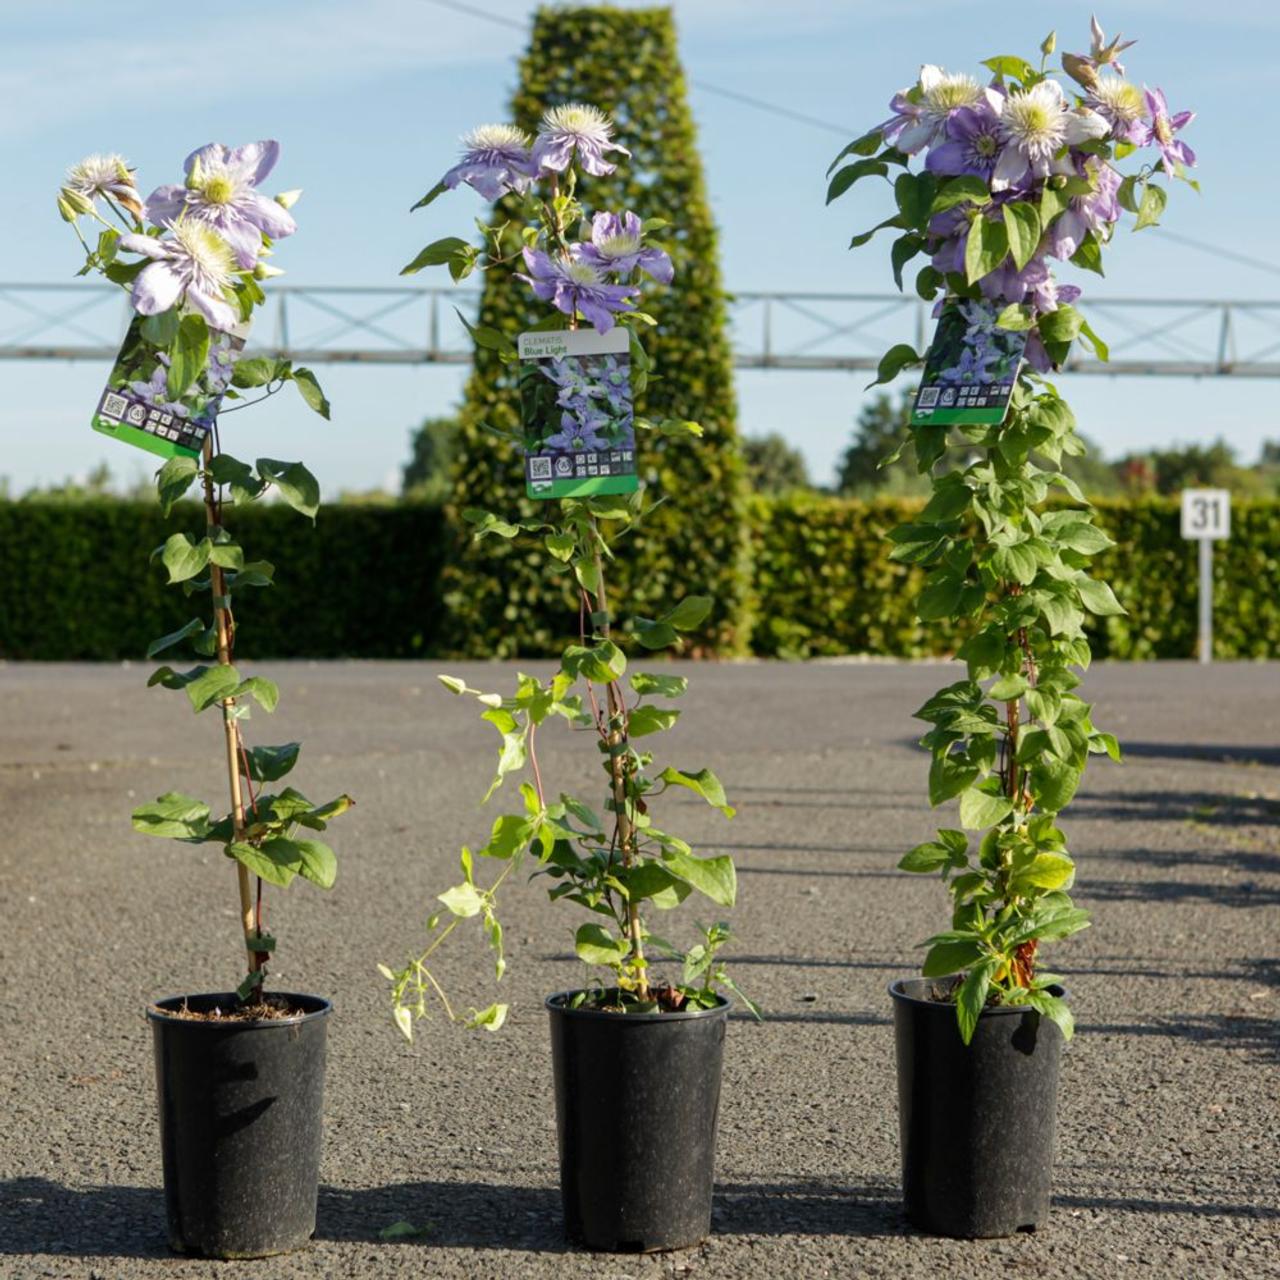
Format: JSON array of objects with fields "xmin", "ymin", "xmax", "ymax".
[{"xmin": 1181, "ymin": 489, "xmax": 1230, "ymax": 540}]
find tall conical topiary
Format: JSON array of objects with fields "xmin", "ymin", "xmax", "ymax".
[{"xmin": 441, "ymin": 4, "xmax": 750, "ymax": 656}]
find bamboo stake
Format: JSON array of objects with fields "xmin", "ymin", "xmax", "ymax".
[{"xmin": 200, "ymin": 437, "xmax": 259, "ymax": 984}]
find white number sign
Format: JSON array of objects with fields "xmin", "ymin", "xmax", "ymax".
[{"xmin": 1181, "ymin": 489, "xmax": 1231, "ymax": 540}]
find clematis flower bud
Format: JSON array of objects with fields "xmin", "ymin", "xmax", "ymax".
[
  {"xmin": 1040, "ymin": 31, "xmax": 1056, "ymax": 57},
  {"xmin": 274, "ymin": 189, "xmax": 302, "ymax": 209},
  {"xmin": 1062, "ymin": 52, "xmax": 1098, "ymax": 91},
  {"xmin": 58, "ymin": 187, "xmax": 96, "ymax": 219},
  {"xmin": 254, "ymin": 262, "xmax": 286, "ymax": 280}
]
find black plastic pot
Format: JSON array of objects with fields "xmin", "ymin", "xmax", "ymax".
[
  {"xmin": 889, "ymin": 977, "xmax": 1065, "ymax": 1238},
  {"xmin": 546, "ymin": 991, "xmax": 729, "ymax": 1252},
  {"xmin": 147, "ymin": 992, "xmax": 332, "ymax": 1258}
]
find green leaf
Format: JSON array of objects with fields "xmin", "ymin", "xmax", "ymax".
[
  {"xmin": 228, "ymin": 838, "xmax": 299, "ymax": 888},
  {"xmin": 1002, "ymin": 202, "xmax": 1042, "ymax": 272},
  {"xmin": 438, "ymin": 882, "xmax": 485, "ymax": 918},
  {"xmin": 1090, "ymin": 732, "xmax": 1123, "ymax": 762},
  {"xmin": 1076, "ymin": 576, "xmax": 1126, "ymax": 616},
  {"xmin": 826, "ymin": 129, "xmax": 883, "ymax": 175},
  {"xmin": 1030, "ymin": 758, "xmax": 1080, "ymax": 813},
  {"xmin": 1038, "ymin": 305, "xmax": 1084, "ymax": 345},
  {"xmin": 922, "ymin": 938, "xmax": 984, "ymax": 977},
  {"xmin": 826, "ymin": 157, "xmax": 889, "ymax": 204},
  {"xmin": 848, "ymin": 214, "xmax": 905, "ymax": 250},
  {"xmin": 297, "ymin": 793, "xmax": 354, "ymax": 829},
  {"xmin": 160, "ymin": 533, "xmax": 211, "ymax": 584},
  {"xmin": 230, "ymin": 356, "xmax": 278, "ymax": 388},
  {"xmin": 145, "ymin": 617, "xmax": 204, "ymax": 660},
  {"xmin": 658, "ymin": 766, "xmax": 735, "ymax": 817},
  {"xmin": 917, "ymin": 571, "xmax": 964, "ymax": 620},
  {"xmin": 291, "ymin": 367, "xmax": 330, "ymax": 420},
  {"xmin": 240, "ymin": 742, "xmax": 301, "ymax": 783},
  {"xmin": 930, "ymin": 175, "xmax": 990, "ymax": 213},
  {"xmin": 957, "ymin": 958, "xmax": 999, "ymax": 1044},
  {"xmin": 666, "ymin": 595, "xmax": 713, "ymax": 630},
  {"xmin": 891, "ymin": 233, "xmax": 923, "ymax": 290},
  {"xmin": 958, "ymin": 785, "xmax": 1014, "ymax": 830},
  {"xmin": 400, "ymin": 235, "xmax": 470, "ymax": 276},
  {"xmin": 894, "ymin": 172, "xmax": 937, "ymax": 230},
  {"xmin": 184, "ymin": 663, "xmax": 241, "ymax": 713},
  {"xmin": 629, "ymin": 672, "xmax": 688, "ymax": 698},
  {"xmin": 662, "ymin": 848, "xmax": 737, "ymax": 907},
  {"xmin": 622, "ymin": 861, "xmax": 690, "ymax": 909},
  {"xmin": 464, "ymin": 1002, "xmax": 508, "ymax": 1032},
  {"xmin": 545, "ymin": 531, "xmax": 575, "ymax": 562},
  {"xmin": 991, "ymin": 542, "xmax": 1039, "ymax": 586},
  {"xmin": 131, "ymin": 792, "xmax": 211, "ymax": 840},
  {"xmin": 256, "ymin": 458, "xmax": 320, "ymax": 520},
  {"xmin": 291, "ymin": 838, "xmax": 337, "ymax": 889},
  {"xmin": 988, "ymin": 673, "xmax": 1028, "ymax": 701},
  {"xmin": 1070, "ymin": 232, "xmax": 1105, "ymax": 277},
  {"xmin": 139, "ymin": 308, "xmax": 179, "ymax": 348},
  {"xmin": 235, "ymin": 675, "xmax": 280, "ymax": 712},
  {"xmin": 166, "ymin": 313, "xmax": 210, "ymax": 400},
  {"xmin": 562, "ymin": 639, "xmax": 626, "ymax": 683},
  {"xmin": 1011, "ymin": 852, "xmax": 1075, "ymax": 892},
  {"xmin": 207, "ymin": 543, "xmax": 244, "ymax": 570},
  {"xmin": 867, "ymin": 343, "xmax": 920, "ymax": 389},
  {"xmin": 410, "ymin": 180, "xmax": 448, "ymax": 211},
  {"xmin": 965, "ymin": 215, "xmax": 1009, "ymax": 285},
  {"xmin": 155, "ymin": 456, "xmax": 198, "ymax": 516},
  {"xmin": 982, "ymin": 54, "xmax": 1036, "ymax": 81},
  {"xmin": 1135, "ymin": 183, "xmax": 1167, "ymax": 231},
  {"xmin": 1028, "ymin": 991, "xmax": 1075, "ymax": 1040},
  {"xmin": 1116, "ymin": 174, "xmax": 1141, "ymax": 214},
  {"xmin": 574, "ymin": 922, "xmax": 629, "ymax": 966},
  {"xmin": 628, "ymin": 705, "xmax": 680, "ymax": 737},
  {"xmin": 208, "ymin": 453, "xmax": 266, "ymax": 505}
]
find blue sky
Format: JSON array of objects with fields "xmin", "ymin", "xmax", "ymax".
[{"xmin": 3, "ymin": 0, "xmax": 1278, "ymax": 495}]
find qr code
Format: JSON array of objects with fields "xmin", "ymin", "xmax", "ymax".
[
  {"xmin": 101, "ymin": 392, "xmax": 129, "ymax": 420},
  {"xmin": 528, "ymin": 456, "xmax": 552, "ymax": 480},
  {"xmin": 917, "ymin": 387, "xmax": 940, "ymax": 408}
]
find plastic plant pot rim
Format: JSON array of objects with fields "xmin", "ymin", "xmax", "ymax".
[
  {"xmin": 545, "ymin": 989, "xmax": 731, "ymax": 1022},
  {"xmin": 146, "ymin": 992, "xmax": 333, "ymax": 1029},
  {"xmin": 887, "ymin": 978, "xmax": 1068, "ymax": 1014}
]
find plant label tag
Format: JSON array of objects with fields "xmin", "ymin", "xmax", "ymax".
[
  {"xmin": 91, "ymin": 311, "xmax": 251, "ymax": 461},
  {"xmin": 1181, "ymin": 488, "xmax": 1230, "ymax": 539},
  {"xmin": 518, "ymin": 327, "xmax": 637, "ymax": 499},
  {"xmin": 911, "ymin": 299, "xmax": 1027, "ymax": 426}
]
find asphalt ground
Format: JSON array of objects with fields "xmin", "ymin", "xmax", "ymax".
[{"xmin": 1, "ymin": 659, "xmax": 1277, "ymax": 1280}]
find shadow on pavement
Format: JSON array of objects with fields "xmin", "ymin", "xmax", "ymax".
[
  {"xmin": 1119, "ymin": 741, "xmax": 1280, "ymax": 768},
  {"xmin": 319, "ymin": 1180, "xmax": 568, "ymax": 1251},
  {"xmin": 0, "ymin": 1177, "xmax": 167, "ymax": 1258}
]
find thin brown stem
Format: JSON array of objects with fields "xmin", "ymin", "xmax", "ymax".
[{"xmin": 588, "ymin": 518, "xmax": 646, "ymax": 996}]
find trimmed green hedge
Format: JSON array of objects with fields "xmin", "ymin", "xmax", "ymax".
[
  {"xmin": 0, "ymin": 501, "xmax": 446, "ymax": 661},
  {"xmin": 750, "ymin": 495, "xmax": 1280, "ymax": 661},
  {"xmin": 2, "ymin": 496, "xmax": 1276, "ymax": 661}
]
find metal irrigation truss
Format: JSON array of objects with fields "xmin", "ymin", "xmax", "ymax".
[{"xmin": 4, "ymin": 281, "xmax": 1280, "ymax": 377}]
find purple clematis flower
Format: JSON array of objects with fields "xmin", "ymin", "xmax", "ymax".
[
  {"xmin": 579, "ymin": 211, "xmax": 673, "ymax": 283},
  {"xmin": 144, "ymin": 141, "xmax": 296, "ymax": 270},
  {"xmin": 544, "ymin": 410, "xmax": 609, "ymax": 453},
  {"xmin": 1090, "ymin": 15, "xmax": 1137, "ymax": 75},
  {"xmin": 926, "ymin": 104, "xmax": 1004, "ymax": 180},
  {"xmin": 1047, "ymin": 163, "xmax": 1121, "ymax": 259},
  {"xmin": 516, "ymin": 247, "xmax": 638, "ymax": 333},
  {"xmin": 440, "ymin": 124, "xmax": 534, "ymax": 200},
  {"xmin": 991, "ymin": 80, "xmax": 1108, "ymax": 191},
  {"xmin": 1131, "ymin": 88, "xmax": 1196, "ymax": 176},
  {"xmin": 879, "ymin": 66, "xmax": 996, "ymax": 155},
  {"xmin": 118, "ymin": 221, "xmax": 239, "ymax": 331},
  {"xmin": 1086, "ymin": 75, "xmax": 1147, "ymax": 143},
  {"xmin": 532, "ymin": 104, "xmax": 630, "ymax": 177},
  {"xmin": 64, "ymin": 153, "xmax": 144, "ymax": 218}
]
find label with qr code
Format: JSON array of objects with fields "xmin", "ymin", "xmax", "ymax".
[
  {"xmin": 518, "ymin": 327, "xmax": 638, "ymax": 499},
  {"xmin": 910, "ymin": 298, "xmax": 1027, "ymax": 427},
  {"xmin": 91, "ymin": 311, "xmax": 250, "ymax": 461}
]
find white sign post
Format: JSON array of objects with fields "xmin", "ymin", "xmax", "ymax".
[{"xmin": 1180, "ymin": 489, "xmax": 1231, "ymax": 665}]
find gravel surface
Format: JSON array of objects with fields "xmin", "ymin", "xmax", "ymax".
[{"xmin": 1, "ymin": 659, "xmax": 1277, "ymax": 1279}]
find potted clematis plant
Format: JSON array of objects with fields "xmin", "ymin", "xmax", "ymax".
[
  {"xmin": 829, "ymin": 19, "xmax": 1195, "ymax": 1237},
  {"xmin": 59, "ymin": 141, "xmax": 347, "ymax": 1259},
  {"xmin": 383, "ymin": 104, "xmax": 756, "ymax": 1253}
]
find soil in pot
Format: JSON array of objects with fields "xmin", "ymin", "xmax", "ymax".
[
  {"xmin": 148, "ymin": 992, "xmax": 331, "ymax": 1258},
  {"xmin": 547, "ymin": 990, "xmax": 729, "ymax": 1252},
  {"xmin": 890, "ymin": 976, "xmax": 1065, "ymax": 1239}
]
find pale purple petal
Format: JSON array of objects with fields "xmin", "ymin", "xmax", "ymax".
[
  {"xmin": 244, "ymin": 190, "xmax": 297, "ymax": 240},
  {"xmin": 183, "ymin": 141, "xmax": 229, "ymax": 176},
  {"xmin": 131, "ymin": 261, "xmax": 184, "ymax": 315},
  {"xmin": 991, "ymin": 145, "xmax": 1030, "ymax": 191},
  {"xmin": 185, "ymin": 285, "xmax": 238, "ymax": 332},
  {"xmin": 118, "ymin": 232, "xmax": 169, "ymax": 260},
  {"xmin": 142, "ymin": 185, "xmax": 186, "ymax": 226},
  {"xmin": 224, "ymin": 140, "xmax": 280, "ymax": 185}
]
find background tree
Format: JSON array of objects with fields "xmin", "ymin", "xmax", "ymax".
[
  {"xmin": 402, "ymin": 415, "xmax": 459, "ymax": 502},
  {"xmin": 441, "ymin": 4, "xmax": 751, "ymax": 657},
  {"xmin": 742, "ymin": 433, "xmax": 810, "ymax": 493},
  {"xmin": 836, "ymin": 389, "xmax": 930, "ymax": 498}
]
